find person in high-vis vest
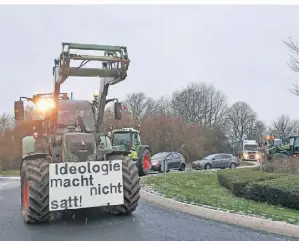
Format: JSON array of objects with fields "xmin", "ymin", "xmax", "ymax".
[{"xmin": 129, "ymin": 147, "xmax": 138, "ymax": 160}]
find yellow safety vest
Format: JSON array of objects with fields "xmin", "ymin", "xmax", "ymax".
[{"xmin": 129, "ymin": 150, "xmax": 138, "ymax": 160}]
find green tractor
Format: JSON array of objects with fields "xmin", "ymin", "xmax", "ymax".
[
  {"xmin": 265, "ymin": 135, "xmax": 299, "ymax": 161},
  {"xmin": 110, "ymin": 128, "xmax": 152, "ymax": 176},
  {"xmin": 14, "ymin": 42, "xmax": 141, "ymax": 224}
]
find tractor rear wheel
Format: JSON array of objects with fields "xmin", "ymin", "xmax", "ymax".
[
  {"xmin": 105, "ymin": 155, "xmax": 140, "ymax": 215},
  {"xmin": 138, "ymin": 148, "xmax": 151, "ymax": 176},
  {"xmin": 21, "ymin": 157, "xmax": 51, "ymax": 224}
]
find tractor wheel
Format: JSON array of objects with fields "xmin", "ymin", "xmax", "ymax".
[
  {"xmin": 138, "ymin": 149, "xmax": 151, "ymax": 176},
  {"xmin": 21, "ymin": 157, "xmax": 51, "ymax": 224},
  {"xmin": 105, "ymin": 155, "xmax": 140, "ymax": 215}
]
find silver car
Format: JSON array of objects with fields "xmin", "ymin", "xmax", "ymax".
[{"xmin": 191, "ymin": 153, "xmax": 240, "ymax": 170}]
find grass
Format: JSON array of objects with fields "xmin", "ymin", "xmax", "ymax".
[
  {"xmin": 239, "ymin": 161, "xmax": 255, "ymax": 167},
  {"xmin": 0, "ymin": 169, "xmax": 19, "ymax": 177},
  {"xmin": 141, "ymin": 171, "xmax": 299, "ymax": 225}
]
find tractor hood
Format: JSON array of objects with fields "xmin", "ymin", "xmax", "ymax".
[{"xmin": 63, "ymin": 132, "xmax": 96, "ymax": 162}]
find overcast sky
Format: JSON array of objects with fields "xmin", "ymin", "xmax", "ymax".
[{"xmin": 0, "ymin": 5, "xmax": 299, "ymax": 125}]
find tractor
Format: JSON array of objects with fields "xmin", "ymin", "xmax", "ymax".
[
  {"xmin": 14, "ymin": 42, "xmax": 140, "ymax": 224},
  {"xmin": 265, "ymin": 135, "xmax": 299, "ymax": 161},
  {"xmin": 110, "ymin": 127, "xmax": 152, "ymax": 176}
]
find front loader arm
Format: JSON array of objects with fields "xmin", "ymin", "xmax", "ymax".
[{"xmin": 52, "ymin": 42, "xmax": 130, "ymax": 133}]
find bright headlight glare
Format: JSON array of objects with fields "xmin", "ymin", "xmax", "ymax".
[{"xmin": 36, "ymin": 98, "xmax": 55, "ymax": 112}]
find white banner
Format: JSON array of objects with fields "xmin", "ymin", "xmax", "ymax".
[{"xmin": 49, "ymin": 160, "xmax": 124, "ymax": 211}]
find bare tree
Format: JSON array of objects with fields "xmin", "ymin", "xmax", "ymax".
[
  {"xmin": 284, "ymin": 37, "xmax": 299, "ymax": 95},
  {"xmin": 0, "ymin": 113, "xmax": 15, "ymax": 136},
  {"xmin": 171, "ymin": 82, "xmax": 228, "ymax": 128},
  {"xmin": 248, "ymin": 120, "xmax": 267, "ymax": 144},
  {"xmin": 124, "ymin": 92, "xmax": 151, "ymax": 119},
  {"xmin": 269, "ymin": 114, "xmax": 298, "ymax": 139},
  {"xmin": 227, "ymin": 101, "xmax": 257, "ymax": 141}
]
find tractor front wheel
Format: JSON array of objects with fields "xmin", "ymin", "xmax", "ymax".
[
  {"xmin": 138, "ymin": 149, "xmax": 151, "ymax": 176},
  {"xmin": 105, "ymin": 156, "xmax": 140, "ymax": 215},
  {"xmin": 21, "ymin": 157, "xmax": 51, "ymax": 224}
]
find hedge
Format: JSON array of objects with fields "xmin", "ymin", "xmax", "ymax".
[{"xmin": 217, "ymin": 168, "xmax": 299, "ymax": 210}]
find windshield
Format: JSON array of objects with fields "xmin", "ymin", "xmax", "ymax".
[
  {"xmin": 203, "ymin": 154, "xmax": 215, "ymax": 160},
  {"xmin": 57, "ymin": 100, "xmax": 95, "ymax": 131},
  {"xmin": 112, "ymin": 132, "xmax": 131, "ymax": 146},
  {"xmin": 294, "ymin": 138, "xmax": 299, "ymax": 147},
  {"xmin": 152, "ymin": 153, "xmax": 169, "ymax": 160},
  {"xmin": 273, "ymin": 139, "xmax": 282, "ymax": 147},
  {"xmin": 244, "ymin": 144, "xmax": 258, "ymax": 151}
]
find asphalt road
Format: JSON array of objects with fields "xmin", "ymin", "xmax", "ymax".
[{"xmin": 0, "ymin": 177, "xmax": 296, "ymax": 241}]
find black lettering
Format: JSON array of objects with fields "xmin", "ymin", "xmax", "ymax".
[
  {"xmin": 69, "ymin": 166, "xmax": 76, "ymax": 174},
  {"xmin": 102, "ymin": 164, "xmax": 108, "ymax": 175},
  {"xmin": 87, "ymin": 162, "xmax": 92, "ymax": 173},
  {"xmin": 64, "ymin": 178, "xmax": 71, "ymax": 187},
  {"xmin": 61, "ymin": 199, "xmax": 68, "ymax": 209},
  {"xmin": 55, "ymin": 164, "xmax": 58, "ymax": 175},
  {"xmin": 60, "ymin": 163, "xmax": 68, "ymax": 175},
  {"xmin": 72, "ymin": 178, "xmax": 79, "ymax": 186},
  {"xmin": 92, "ymin": 164, "xmax": 100, "ymax": 173},
  {"xmin": 73, "ymin": 196, "xmax": 79, "ymax": 207},
  {"xmin": 110, "ymin": 183, "xmax": 117, "ymax": 193},
  {"xmin": 78, "ymin": 165, "xmax": 86, "ymax": 174},
  {"xmin": 51, "ymin": 178, "xmax": 62, "ymax": 187},
  {"xmin": 113, "ymin": 163, "xmax": 120, "ymax": 171},
  {"xmin": 102, "ymin": 186, "xmax": 109, "ymax": 194},
  {"xmin": 81, "ymin": 175, "xmax": 88, "ymax": 186},
  {"xmin": 68, "ymin": 196, "xmax": 74, "ymax": 208},
  {"xmin": 90, "ymin": 186, "xmax": 97, "ymax": 196},
  {"xmin": 51, "ymin": 200, "xmax": 58, "ymax": 210},
  {"xmin": 88, "ymin": 175, "xmax": 94, "ymax": 186},
  {"xmin": 117, "ymin": 182, "xmax": 123, "ymax": 193}
]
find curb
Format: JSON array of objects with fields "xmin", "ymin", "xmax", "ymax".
[{"xmin": 140, "ymin": 188, "xmax": 299, "ymax": 238}]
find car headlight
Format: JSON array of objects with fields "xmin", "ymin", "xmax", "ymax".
[
  {"xmin": 152, "ymin": 161, "xmax": 159, "ymax": 166},
  {"xmin": 243, "ymin": 153, "xmax": 248, "ymax": 158}
]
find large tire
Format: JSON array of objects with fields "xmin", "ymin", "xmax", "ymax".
[
  {"xmin": 138, "ymin": 148, "xmax": 151, "ymax": 176},
  {"xmin": 105, "ymin": 155, "xmax": 140, "ymax": 215},
  {"xmin": 21, "ymin": 157, "xmax": 51, "ymax": 224}
]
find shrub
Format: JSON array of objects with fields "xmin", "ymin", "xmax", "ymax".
[
  {"xmin": 262, "ymin": 157, "xmax": 299, "ymax": 174},
  {"xmin": 217, "ymin": 168, "xmax": 287, "ymax": 196},
  {"xmin": 245, "ymin": 175, "xmax": 299, "ymax": 210},
  {"xmin": 217, "ymin": 168, "xmax": 299, "ymax": 210}
]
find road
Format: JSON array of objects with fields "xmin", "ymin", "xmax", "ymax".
[{"xmin": 0, "ymin": 177, "xmax": 296, "ymax": 241}]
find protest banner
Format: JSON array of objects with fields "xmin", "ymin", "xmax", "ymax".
[{"xmin": 49, "ymin": 160, "xmax": 123, "ymax": 211}]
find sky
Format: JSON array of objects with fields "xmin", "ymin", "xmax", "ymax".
[{"xmin": 0, "ymin": 4, "xmax": 299, "ymax": 125}]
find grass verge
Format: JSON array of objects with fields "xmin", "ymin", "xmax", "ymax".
[
  {"xmin": 141, "ymin": 171, "xmax": 299, "ymax": 225},
  {"xmin": 0, "ymin": 169, "xmax": 19, "ymax": 177}
]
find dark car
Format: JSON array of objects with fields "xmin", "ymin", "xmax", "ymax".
[
  {"xmin": 151, "ymin": 152, "xmax": 186, "ymax": 173},
  {"xmin": 191, "ymin": 153, "xmax": 240, "ymax": 170}
]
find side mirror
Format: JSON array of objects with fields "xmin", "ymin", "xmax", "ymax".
[
  {"xmin": 114, "ymin": 102, "xmax": 122, "ymax": 120},
  {"xmin": 14, "ymin": 100, "xmax": 24, "ymax": 121}
]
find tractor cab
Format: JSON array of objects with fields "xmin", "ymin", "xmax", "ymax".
[
  {"xmin": 288, "ymin": 135, "xmax": 299, "ymax": 156},
  {"xmin": 111, "ymin": 128, "xmax": 141, "ymax": 152}
]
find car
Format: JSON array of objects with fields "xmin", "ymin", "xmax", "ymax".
[
  {"xmin": 151, "ymin": 152, "xmax": 186, "ymax": 173},
  {"xmin": 191, "ymin": 153, "xmax": 240, "ymax": 170}
]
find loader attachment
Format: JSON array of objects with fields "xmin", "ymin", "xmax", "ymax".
[{"xmin": 53, "ymin": 42, "xmax": 130, "ymax": 85}]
